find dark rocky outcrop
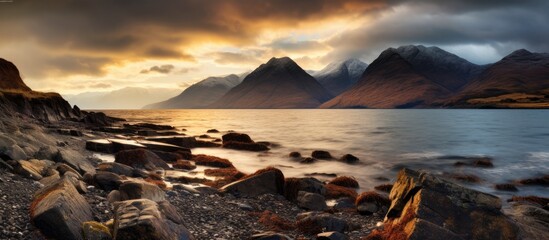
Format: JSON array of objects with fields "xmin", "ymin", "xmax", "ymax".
[
  {"xmin": 368, "ymin": 168, "xmax": 519, "ymax": 239},
  {"xmin": 221, "ymin": 167, "xmax": 284, "ymax": 197},
  {"xmin": 115, "ymin": 149, "xmax": 170, "ymax": 170}
]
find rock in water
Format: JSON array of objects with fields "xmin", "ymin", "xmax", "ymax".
[
  {"xmin": 371, "ymin": 168, "xmax": 519, "ymax": 239},
  {"xmin": 114, "ymin": 148, "xmax": 170, "ymax": 170},
  {"xmin": 30, "ymin": 178, "xmax": 93, "ymax": 240},
  {"xmin": 113, "ymin": 199, "xmax": 193, "ymax": 240}
]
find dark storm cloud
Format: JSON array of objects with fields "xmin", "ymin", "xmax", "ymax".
[
  {"xmin": 324, "ymin": 0, "xmax": 549, "ymax": 64},
  {"xmin": 140, "ymin": 65, "xmax": 175, "ymax": 74}
]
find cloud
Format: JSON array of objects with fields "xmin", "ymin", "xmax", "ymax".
[
  {"xmin": 178, "ymin": 82, "xmax": 191, "ymax": 88},
  {"xmin": 211, "ymin": 52, "xmax": 263, "ymax": 66},
  {"xmin": 267, "ymin": 38, "xmax": 329, "ymax": 54},
  {"xmin": 140, "ymin": 65, "xmax": 175, "ymax": 74},
  {"xmin": 88, "ymin": 83, "xmax": 112, "ymax": 89}
]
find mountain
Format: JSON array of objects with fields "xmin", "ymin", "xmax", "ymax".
[
  {"xmin": 66, "ymin": 87, "xmax": 180, "ymax": 109},
  {"xmin": 313, "ymin": 58, "xmax": 368, "ymax": 95},
  {"xmin": 320, "ymin": 48, "xmax": 451, "ymax": 108},
  {"xmin": 393, "ymin": 45, "xmax": 487, "ymax": 91},
  {"xmin": 210, "ymin": 57, "xmax": 333, "ymax": 108},
  {"xmin": 0, "ymin": 58, "xmax": 80, "ymax": 121},
  {"xmin": 0, "ymin": 58, "xmax": 32, "ymax": 92},
  {"xmin": 144, "ymin": 74, "xmax": 243, "ymax": 109},
  {"xmin": 446, "ymin": 49, "xmax": 549, "ymax": 107}
]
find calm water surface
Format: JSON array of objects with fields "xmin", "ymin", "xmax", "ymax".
[{"xmin": 101, "ymin": 109, "xmax": 549, "ymax": 199}]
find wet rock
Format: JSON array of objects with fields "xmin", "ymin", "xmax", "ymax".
[
  {"xmin": 507, "ymin": 196, "xmax": 549, "ymax": 207},
  {"xmin": 137, "ymin": 130, "xmax": 180, "ymax": 136},
  {"xmin": 31, "ymin": 177, "xmax": 93, "ymax": 240},
  {"xmin": 81, "ymin": 112, "xmax": 122, "ymax": 127},
  {"xmin": 124, "ymin": 122, "xmax": 175, "ymax": 131},
  {"xmin": 296, "ymin": 212, "xmax": 349, "ymax": 235},
  {"xmin": 289, "ymin": 151, "xmax": 301, "ymax": 158},
  {"xmin": 250, "ymin": 231, "xmax": 292, "ymax": 240},
  {"xmin": 312, "ymin": 150, "xmax": 333, "ymax": 159},
  {"xmin": 198, "ymin": 134, "xmax": 210, "ymax": 138},
  {"xmin": 222, "ymin": 132, "xmax": 254, "ymax": 143},
  {"xmin": 136, "ymin": 139, "xmax": 188, "ymax": 153},
  {"xmin": 297, "ymin": 191, "xmax": 327, "ymax": 211},
  {"xmin": 332, "ymin": 197, "xmax": 355, "ymax": 210},
  {"xmin": 192, "ymin": 154, "xmax": 233, "ymax": 168},
  {"xmin": 97, "ymin": 162, "xmax": 134, "ymax": 177},
  {"xmin": 85, "ymin": 139, "xmax": 114, "ymax": 153},
  {"xmin": 221, "ymin": 167, "xmax": 284, "ymax": 197},
  {"xmin": 317, "ymin": 231, "xmax": 349, "ymax": 240},
  {"xmin": 454, "ymin": 157, "xmax": 494, "ymax": 168},
  {"xmin": 518, "ymin": 175, "xmax": 549, "ymax": 186},
  {"xmin": 92, "ymin": 171, "xmax": 124, "ymax": 191},
  {"xmin": 306, "ymin": 172, "xmax": 338, "ymax": 178},
  {"xmin": 82, "ymin": 221, "xmax": 112, "ymax": 240},
  {"xmin": 329, "ymin": 176, "xmax": 359, "ymax": 188},
  {"xmin": 338, "ymin": 154, "xmax": 359, "ymax": 163},
  {"xmin": 448, "ymin": 173, "xmax": 482, "ymax": 183},
  {"xmin": 207, "ymin": 129, "xmax": 219, "ymax": 133},
  {"xmin": 112, "ymin": 199, "xmax": 193, "ymax": 240},
  {"xmin": 495, "ymin": 183, "xmax": 518, "ymax": 191},
  {"xmin": 371, "ymin": 168, "xmax": 519, "ymax": 240},
  {"xmin": 222, "ymin": 141, "xmax": 269, "ymax": 151},
  {"xmin": 118, "ymin": 180, "xmax": 166, "ymax": 202},
  {"xmin": 115, "ymin": 148, "xmax": 170, "ymax": 170},
  {"xmin": 506, "ymin": 202, "xmax": 549, "ymax": 240},
  {"xmin": 324, "ymin": 184, "xmax": 358, "ymax": 200},
  {"xmin": 355, "ymin": 191, "xmax": 390, "ymax": 215},
  {"xmin": 145, "ymin": 136, "xmax": 198, "ymax": 149},
  {"xmin": 153, "ymin": 150, "xmax": 187, "ymax": 163},
  {"xmin": 299, "ymin": 157, "xmax": 317, "ymax": 164},
  {"xmin": 53, "ymin": 149, "xmax": 96, "ymax": 175},
  {"xmin": 374, "ymin": 184, "xmax": 393, "ymax": 193},
  {"xmin": 173, "ymin": 160, "xmax": 197, "ymax": 170},
  {"xmin": 284, "ymin": 177, "xmax": 326, "ymax": 202}
]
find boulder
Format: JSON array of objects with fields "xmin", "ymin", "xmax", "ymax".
[
  {"xmin": 86, "ymin": 139, "xmax": 114, "ymax": 153},
  {"xmin": 312, "ymin": 150, "xmax": 333, "ymax": 159},
  {"xmin": 370, "ymin": 168, "xmax": 519, "ymax": 240},
  {"xmin": 30, "ymin": 177, "xmax": 93, "ymax": 240},
  {"xmin": 299, "ymin": 157, "xmax": 317, "ymax": 164},
  {"xmin": 338, "ymin": 154, "xmax": 359, "ymax": 163},
  {"xmin": 506, "ymin": 203, "xmax": 549, "ymax": 240},
  {"xmin": 332, "ymin": 197, "xmax": 355, "ymax": 210},
  {"xmin": 82, "ymin": 221, "xmax": 112, "ymax": 240},
  {"xmin": 118, "ymin": 180, "xmax": 166, "ymax": 202},
  {"xmin": 53, "ymin": 149, "xmax": 96, "ymax": 175},
  {"xmin": 207, "ymin": 129, "xmax": 219, "ymax": 133},
  {"xmin": 97, "ymin": 162, "xmax": 134, "ymax": 177},
  {"xmin": 355, "ymin": 191, "xmax": 390, "ymax": 215},
  {"xmin": 92, "ymin": 171, "xmax": 124, "ymax": 191},
  {"xmin": 296, "ymin": 212, "xmax": 348, "ymax": 235},
  {"xmin": 297, "ymin": 191, "xmax": 327, "ymax": 211},
  {"xmin": 317, "ymin": 231, "xmax": 349, "ymax": 240},
  {"xmin": 145, "ymin": 136, "xmax": 197, "ymax": 149},
  {"xmin": 221, "ymin": 167, "xmax": 284, "ymax": 197},
  {"xmin": 112, "ymin": 199, "xmax": 193, "ymax": 240},
  {"xmin": 284, "ymin": 177, "xmax": 326, "ymax": 202},
  {"xmin": 221, "ymin": 133, "xmax": 253, "ymax": 143},
  {"xmin": 152, "ymin": 150, "xmax": 185, "ymax": 163},
  {"xmin": 289, "ymin": 152, "xmax": 302, "ymax": 158},
  {"xmin": 173, "ymin": 160, "xmax": 197, "ymax": 170},
  {"xmin": 115, "ymin": 148, "xmax": 170, "ymax": 170},
  {"xmin": 192, "ymin": 154, "xmax": 233, "ymax": 168},
  {"xmin": 14, "ymin": 159, "xmax": 54, "ymax": 180},
  {"xmin": 56, "ymin": 163, "xmax": 83, "ymax": 179}
]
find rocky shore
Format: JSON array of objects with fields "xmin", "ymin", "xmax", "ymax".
[{"xmin": 0, "ymin": 58, "xmax": 548, "ymax": 239}]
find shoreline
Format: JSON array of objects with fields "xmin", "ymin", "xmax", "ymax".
[{"xmin": 1, "ymin": 112, "xmax": 548, "ymax": 239}]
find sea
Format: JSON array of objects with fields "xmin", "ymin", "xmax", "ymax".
[{"xmin": 100, "ymin": 109, "xmax": 549, "ymax": 199}]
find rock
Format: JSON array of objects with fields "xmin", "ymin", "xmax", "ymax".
[
  {"xmin": 355, "ymin": 191, "xmax": 390, "ymax": 215},
  {"xmin": 136, "ymin": 139, "xmax": 188, "ymax": 152},
  {"xmin": 115, "ymin": 149, "xmax": 170, "ymax": 170},
  {"xmin": 112, "ymin": 199, "xmax": 193, "ymax": 240},
  {"xmin": 153, "ymin": 150, "xmax": 187, "ymax": 163},
  {"xmin": 30, "ymin": 177, "xmax": 93, "ymax": 240},
  {"xmin": 332, "ymin": 197, "xmax": 355, "ymax": 210},
  {"xmin": 328, "ymin": 176, "xmax": 359, "ymax": 188},
  {"xmin": 173, "ymin": 160, "xmax": 197, "ymax": 170},
  {"xmin": 221, "ymin": 167, "xmax": 284, "ymax": 197},
  {"xmin": 506, "ymin": 202, "xmax": 549, "ymax": 240},
  {"xmin": 81, "ymin": 112, "xmax": 122, "ymax": 126},
  {"xmin": 495, "ymin": 183, "xmax": 518, "ymax": 191},
  {"xmin": 92, "ymin": 171, "xmax": 124, "ymax": 191},
  {"xmin": 297, "ymin": 191, "xmax": 327, "ymax": 211},
  {"xmin": 97, "ymin": 162, "xmax": 134, "ymax": 177},
  {"xmin": 0, "ymin": 159, "xmax": 13, "ymax": 171},
  {"xmin": 312, "ymin": 150, "xmax": 332, "ymax": 159},
  {"xmin": 14, "ymin": 159, "xmax": 54, "ymax": 180},
  {"xmin": 299, "ymin": 157, "xmax": 317, "ymax": 164},
  {"xmin": 222, "ymin": 141, "xmax": 269, "ymax": 151},
  {"xmin": 518, "ymin": 175, "xmax": 549, "ymax": 186},
  {"xmin": 107, "ymin": 190, "xmax": 122, "ymax": 204},
  {"xmin": 296, "ymin": 212, "xmax": 348, "ymax": 235},
  {"xmin": 289, "ymin": 151, "xmax": 301, "ymax": 158},
  {"xmin": 284, "ymin": 177, "xmax": 326, "ymax": 202},
  {"xmin": 324, "ymin": 184, "xmax": 358, "ymax": 200},
  {"xmin": 192, "ymin": 154, "xmax": 233, "ymax": 168},
  {"xmin": 124, "ymin": 122, "xmax": 175, "ymax": 131},
  {"xmin": 222, "ymin": 133, "xmax": 254, "ymax": 143},
  {"xmin": 207, "ymin": 129, "xmax": 219, "ymax": 133},
  {"xmin": 453, "ymin": 157, "xmax": 494, "ymax": 168},
  {"xmin": 144, "ymin": 136, "xmax": 197, "ymax": 149},
  {"xmin": 109, "ymin": 139, "xmax": 146, "ymax": 152},
  {"xmin": 53, "ymin": 149, "xmax": 96, "ymax": 175},
  {"xmin": 85, "ymin": 139, "xmax": 114, "ymax": 153},
  {"xmin": 371, "ymin": 168, "xmax": 519, "ymax": 240},
  {"xmin": 63, "ymin": 172, "xmax": 88, "ymax": 194},
  {"xmin": 56, "ymin": 163, "xmax": 83, "ymax": 179},
  {"xmin": 338, "ymin": 154, "xmax": 359, "ymax": 163},
  {"xmin": 374, "ymin": 184, "xmax": 393, "ymax": 193},
  {"xmin": 317, "ymin": 231, "xmax": 349, "ymax": 240},
  {"xmin": 82, "ymin": 221, "xmax": 112, "ymax": 240},
  {"xmin": 250, "ymin": 231, "xmax": 292, "ymax": 240},
  {"xmin": 118, "ymin": 180, "xmax": 166, "ymax": 202}
]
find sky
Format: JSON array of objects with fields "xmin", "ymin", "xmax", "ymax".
[{"xmin": 0, "ymin": 0, "xmax": 548, "ymax": 95}]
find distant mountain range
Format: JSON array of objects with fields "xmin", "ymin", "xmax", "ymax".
[
  {"xmin": 66, "ymin": 87, "xmax": 180, "ymax": 109},
  {"xmin": 145, "ymin": 45, "xmax": 549, "ymax": 109}
]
